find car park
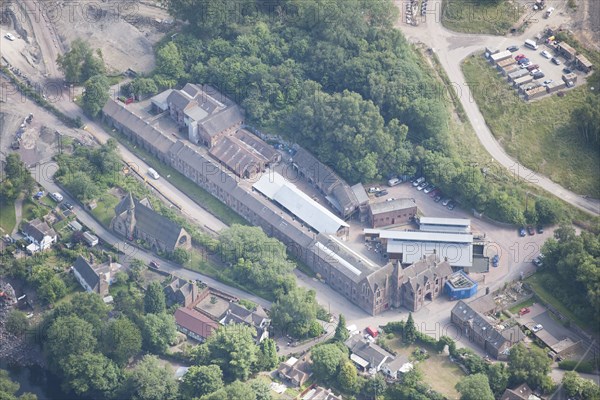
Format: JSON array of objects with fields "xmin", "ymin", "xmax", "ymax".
[
  {"xmin": 441, "ymin": 198, "xmax": 451, "ymax": 206},
  {"xmin": 551, "ymin": 57, "xmax": 561, "ymax": 65},
  {"xmin": 507, "ymin": 45, "xmax": 519, "ymax": 52},
  {"xmin": 540, "ymin": 50, "xmax": 551, "ymax": 59},
  {"xmin": 519, "ymin": 227, "xmax": 526, "ymax": 237},
  {"xmin": 447, "ymin": 200, "xmax": 456, "ymax": 210}
]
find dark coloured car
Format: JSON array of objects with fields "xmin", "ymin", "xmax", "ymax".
[
  {"xmin": 429, "ymin": 188, "xmax": 441, "ymax": 198},
  {"xmin": 375, "ymin": 190, "xmax": 388, "ymax": 197},
  {"xmin": 519, "ymin": 227, "xmax": 527, "ymax": 237},
  {"xmin": 536, "ymin": 225, "xmax": 544, "ymax": 234},
  {"xmin": 64, "ymin": 202, "xmax": 74, "ymax": 210},
  {"xmin": 532, "ymin": 72, "xmax": 545, "ymax": 79},
  {"xmin": 447, "ymin": 200, "xmax": 456, "ymax": 210},
  {"xmin": 492, "ymin": 255, "xmax": 499, "ymax": 267},
  {"xmin": 507, "ymin": 45, "xmax": 519, "ymax": 52},
  {"xmin": 562, "ymin": 68, "xmax": 572, "ymax": 74},
  {"xmin": 551, "ymin": 57, "xmax": 561, "ymax": 65},
  {"xmin": 149, "ymin": 260, "xmax": 160, "ymax": 269},
  {"xmin": 527, "ymin": 225, "xmax": 535, "ymax": 235},
  {"xmin": 434, "ymin": 195, "xmax": 442, "ymax": 203},
  {"xmin": 517, "ymin": 57, "xmax": 530, "ymax": 65}
]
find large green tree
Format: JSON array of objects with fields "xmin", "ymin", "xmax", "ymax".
[
  {"xmin": 256, "ymin": 338, "xmax": 278, "ymax": 371},
  {"xmin": 140, "ymin": 312, "xmax": 177, "ymax": 353},
  {"xmin": 310, "ymin": 343, "xmax": 348, "ymax": 382},
  {"xmin": 404, "ymin": 313, "xmax": 417, "ymax": 344},
  {"xmin": 103, "ymin": 317, "xmax": 142, "ymax": 366},
  {"xmin": 456, "ymin": 373, "xmax": 494, "ymax": 400},
  {"xmin": 144, "ymin": 281, "xmax": 166, "ymax": 314},
  {"xmin": 82, "ymin": 74, "xmax": 110, "ymax": 117},
  {"xmin": 562, "ymin": 371, "xmax": 600, "ymax": 400},
  {"xmin": 334, "ymin": 314, "xmax": 349, "ymax": 342},
  {"xmin": 180, "ymin": 365, "xmax": 224, "ymax": 398},
  {"xmin": 61, "ymin": 352, "xmax": 121, "ymax": 398},
  {"xmin": 124, "ymin": 355, "xmax": 178, "ymax": 400},
  {"xmin": 508, "ymin": 343, "xmax": 553, "ymax": 393},
  {"xmin": 5, "ymin": 310, "xmax": 29, "ymax": 336},
  {"xmin": 46, "ymin": 315, "xmax": 97, "ymax": 370},
  {"xmin": 194, "ymin": 323, "xmax": 259, "ymax": 382},
  {"xmin": 270, "ymin": 287, "xmax": 318, "ymax": 338},
  {"xmin": 0, "ymin": 154, "xmax": 35, "ymax": 201},
  {"xmin": 0, "ymin": 370, "xmax": 37, "ymax": 400},
  {"xmin": 57, "ymin": 38, "xmax": 105, "ymax": 84}
]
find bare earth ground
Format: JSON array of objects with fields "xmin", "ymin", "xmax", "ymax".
[{"xmin": 571, "ymin": 0, "xmax": 600, "ymax": 52}]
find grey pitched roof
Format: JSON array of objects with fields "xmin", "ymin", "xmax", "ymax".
[
  {"xmin": 115, "ymin": 194, "xmax": 185, "ymax": 252},
  {"xmin": 331, "ymin": 182, "xmax": 359, "ymax": 215},
  {"xmin": 73, "ymin": 255, "xmax": 100, "ymax": 290},
  {"xmin": 351, "ymin": 183, "xmax": 369, "ymax": 205},
  {"xmin": 224, "ymin": 302, "xmax": 269, "ymax": 328},
  {"xmin": 22, "ymin": 219, "xmax": 56, "ymax": 242},
  {"xmin": 233, "ymin": 129, "xmax": 279, "ymax": 163},
  {"xmin": 400, "ymin": 255, "xmax": 453, "ymax": 292},
  {"xmin": 451, "ymin": 301, "xmax": 510, "ymax": 352},
  {"xmin": 369, "ymin": 198, "xmax": 417, "ymax": 214},
  {"xmin": 114, "ymin": 192, "xmax": 135, "ymax": 216},
  {"xmin": 292, "ymin": 147, "xmax": 339, "ymax": 193},
  {"xmin": 199, "ymin": 105, "xmax": 244, "ymax": 138},
  {"xmin": 365, "ymin": 263, "xmax": 394, "ymax": 293},
  {"xmin": 209, "ymin": 135, "xmax": 266, "ymax": 176},
  {"xmin": 167, "ymin": 90, "xmax": 194, "ymax": 111},
  {"xmin": 345, "ymin": 336, "xmax": 393, "ymax": 367}
]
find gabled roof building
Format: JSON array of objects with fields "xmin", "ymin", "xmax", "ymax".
[
  {"xmin": 21, "ymin": 218, "xmax": 57, "ymax": 253},
  {"xmin": 220, "ymin": 302, "xmax": 271, "ymax": 343},
  {"xmin": 73, "ymin": 254, "xmax": 121, "ymax": 297}
]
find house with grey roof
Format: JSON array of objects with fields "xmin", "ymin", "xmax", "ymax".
[
  {"xmin": 164, "ymin": 277, "xmax": 199, "ymax": 308},
  {"xmin": 21, "ymin": 218, "xmax": 57, "ymax": 253},
  {"xmin": 111, "ymin": 193, "xmax": 191, "ymax": 253},
  {"xmin": 345, "ymin": 335, "xmax": 394, "ymax": 372},
  {"xmin": 500, "ymin": 383, "xmax": 543, "ymax": 400},
  {"xmin": 451, "ymin": 300, "xmax": 524, "ymax": 360},
  {"xmin": 220, "ymin": 302, "xmax": 270, "ymax": 343},
  {"xmin": 73, "ymin": 254, "xmax": 121, "ymax": 297},
  {"xmin": 393, "ymin": 254, "xmax": 453, "ymax": 312},
  {"xmin": 277, "ymin": 356, "xmax": 312, "ymax": 387},
  {"xmin": 369, "ymin": 198, "xmax": 418, "ymax": 228}
]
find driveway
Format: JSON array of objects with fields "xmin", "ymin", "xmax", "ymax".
[{"xmin": 31, "ymin": 162, "xmax": 270, "ymax": 310}]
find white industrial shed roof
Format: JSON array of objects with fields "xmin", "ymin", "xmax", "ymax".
[
  {"xmin": 418, "ymin": 217, "xmax": 471, "ymax": 233},
  {"xmin": 387, "ymin": 240, "xmax": 473, "ymax": 267},
  {"xmin": 374, "ymin": 230, "xmax": 473, "ymax": 244},
  {"xmin": 253, "ymin": 171, "xmax": 349, "ymax": 234}
]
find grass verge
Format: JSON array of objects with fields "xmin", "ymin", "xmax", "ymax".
[
  {"xmin": 441, "ymin": 0, "xmax": 522, "ymax": 35},
  {"xmin": 0, "ymin": 200, "xmax": 16, "ymax": 234},
  {"xmin": 525, "ymin": 272, "xmax": 591, "ymax": 331},
  {"xmin": 107, "ymin": 127, "xmax": 246, "ymax": 226},
  {"xmin": 91, "ymin": 193, "xmax": 120, "ymax": 227},
  {"xmin": 508, "ymin": 297, "xmax": 536, "ymax": 314},
  {"xmin": 462, "ymin": 54, "xmax": 600, "ymax": 198}
]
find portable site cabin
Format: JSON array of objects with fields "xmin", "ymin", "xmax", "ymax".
[
  {"xmin": 508, "ymin": 69, "xmax": 529, "ymax": 82},
  {"xmin": 513, "ymin": 75, "xmax": 533, "ymax": 88},
  {"xmin": 490, "ymin": 50, "xmax": 512, "ymax": 64}
]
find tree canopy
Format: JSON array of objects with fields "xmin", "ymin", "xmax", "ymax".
[
  {"xmin": 57, "ymin": 38, "xmax": 106, "ymax": 84},
  {"xmin": 82, "ymin": 74, "xmax": 110, "ymax": 117},
  {"xmin": 180, "ymin": 365, "xmax": 224, "ymax": 398},
  {"xmin": 270, "ymin": 286, "xmax": 320, "ymax": 338},
  {"xmin": 508, "ymin": 343, "xmax": 553, "ymax": 393},
  {"xmin": 144, "ymin": 281, "xmax": 167, "ymax": 314},
  {"xmin": 125, "ymin": 355, "xmax": 179, "ymax": 400},
  {"xmin": 456, "ymin": 373, "xmax": 495, "ymax": 400}
]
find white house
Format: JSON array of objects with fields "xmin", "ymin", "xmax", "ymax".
[
  {"xmin": 21, "ymin": 219, "xmax": 57, "ymax": 253},
  {"xmin": 72, "ymin": 254, "xmax": 121, "ymax": 297}
]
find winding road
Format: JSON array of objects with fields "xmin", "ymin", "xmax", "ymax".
[
  {"xmin": 395, "ymin": 0, "xmax": 600, "ymax": 216},
  {"xmin": 30, "ymin": 161, "xmax": 270, "ymax": 309}
]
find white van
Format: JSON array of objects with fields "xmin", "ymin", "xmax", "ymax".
[
  {"xmin": 387, "ymin": 178, "xmax": 400, "ymax": 187},
  {"xmin": 50, "ymin": 192, "xmax": 63, "ymax": 202},
  {"xmin": 524, "ymin": 39, "xmax": 538, "ymax": 50},
  {"xmin": 147, "ymin": 168, "xmax": 160, "ymax": 180}
]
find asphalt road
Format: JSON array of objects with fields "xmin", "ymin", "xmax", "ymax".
[{"xmin": 31, "ymin": 162, "xmax": 270, "ymax": 310}]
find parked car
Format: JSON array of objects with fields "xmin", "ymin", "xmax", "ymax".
[
  {"xmin": 526, "ymin": 64, "xmax": 540, "ymax": 71},
  {"xmin": 507, "ymin": 45, "xmax": 519, "ymax": 52},
  {"xmin": 433, "ymin": 195, "xmax": 442, "ymax": 203},
  {"xmin": 386, "ymin": 197, "xmax": 396, "ymax": 202},
  {"xmin": 492, "ymin": 255, "xmax": 499, "ymax": 267},
  {"xmin": 531, "ymin": 324, "xmax": 543, "ymax": 333},
  {"xmin": 520, "ymin": 62, "xmax": 533, "ymax": 69},
  {"xmin": 412, "ymin": 177, "xmax": 425, "ymax": 187},
  {"xmin": 519, "ymin": 227, "xmax": 527, "ymax": 237},
  {"xmin": 4, "ymin": 33, "xmax": 16, "ymax": 41},
  {"xmin": 417, "ymin": 182, "xmax": 428, "ymax": 191},
  {"xmin": 527, "ymin": 225, "xmax": 535, "ymax": 235},
  {"xmin": 551, "ymin": 57, "xmax": 561, "ymax": 65},
  {"xmin": 149, "ymin": 260, "xmax": 160, "ymax": 269},
  {"xmin": 441, "ymin": 198, "xmax": 452, "ymax": 206},
  {"xmin": 429, "ymin": 188, "xmax": 441, "ymax": 198},
  {"xmin": 519, "ymin": 307, "xmax": 530, "ymax": 316},
  {"xmin": 423, "ymin": 184, "xmax": 436, "ymax": 194},
  {"xmin": 60, "ymin": 202, "xmax": 74, "ymax": 211},
  {"xmin": 543, "ymin": 79, "xmax": 554, "ymax": 86},
  {"xmin": 375, "ymin": 190, "xmax": 388, "ymax": 197},
  {"xmin": 515, "ymin": 54, "xmax": 526, "ymax": 61},
  {"xmin": 533, "ymin": 256, "xmax": 544, "ymax": 267},
  {"xmin": 33, "ymin": 191, "xmax": 45, "ymax": 200},
  {"xmin": 562, "ymin": 67, "xmax": 572, "ymax": 74},
  {"xmin": 517, "ymin": 57, "xmax": 530, "ymax": 65},
  {"xmin": 540, "ymin": 50, "xmax": 551, "ymax": 59},
  {"xmin": 536, "ymin": 225, "xmax": 544, "ymax": 234},
  {"xmin": 533, "ymin": 72, "xmax": 545, "ymax": 79},
  {"xmin": 447, "ymin": 200, "xmax": 456, "ymax": 210},
  {"xmin": 50, "ymin": 192, "xmax": 63, "ymax": 202}
]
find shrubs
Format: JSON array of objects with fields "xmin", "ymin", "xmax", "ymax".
[{"xmin": 558, "ymin": 360, "xmax": 596, "ymax": 374}]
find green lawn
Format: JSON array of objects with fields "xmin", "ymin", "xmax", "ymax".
[
  {"xmin": 462, "ymin": 55, "xmax": 600, "ymax": 197},
  {"xmin": 0, "ymin": 200, "xmax": 16, "ymax": 234},
  {"xmin": 525, "ymin": 273, "xmax": 592, "ymax": 332},
  {"xmin": 508, "ymin": 297, "xmax": 536, "ymax": 314},
  {"xmin": 442, "ymin": 0, "xmax": 522, "ymax": 35},
  {"xmin": 91, "ymin": 193, "xmax": 120, "ymax": 227},
  {"xmin": 107, "ymin": 127, "xmax": 246, "ymax": 226}
]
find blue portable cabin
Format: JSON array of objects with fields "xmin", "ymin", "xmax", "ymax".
[{"xmin": 445, "ymin": 271, "xmax": 478, "ymax": 300}]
